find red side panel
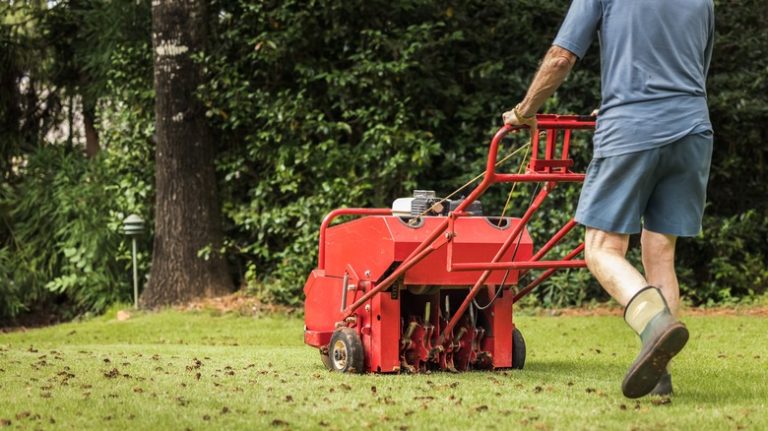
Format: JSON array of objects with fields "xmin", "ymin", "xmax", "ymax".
[
  {"xmin": 490, "ymin": 290, "xmax": 513, "ymax": 368},
  {"xmin": 367, "ymin": 293, "xmax": 401, "ymax": 373},
  {"xmin": 304, "ymin": 269, "xmax": 342, "ymax": 344},
  {"xmin": 324, "ymin": 217, "xmax": 396, "ymax": 282}
]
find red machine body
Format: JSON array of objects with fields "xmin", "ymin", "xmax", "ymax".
[{"xmin": 304, "ymin": 115, "xmax": 594, "ymax": 373}]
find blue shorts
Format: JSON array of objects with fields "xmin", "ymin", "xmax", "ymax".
[{"xmin": 575, "ymin": 131, "xmax": 713, "ymax": 237}]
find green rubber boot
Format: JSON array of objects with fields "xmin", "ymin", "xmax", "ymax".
[
  {"xmin": 649, "ymin": 371, "xmax": 673, "ymax": 396},
  {"xmin": 621, "ymin": 287, "xmax": 688, "ymax": 399}
]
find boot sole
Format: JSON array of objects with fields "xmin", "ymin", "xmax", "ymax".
[{"xmin": 621, "ymin": 323, "xmax": 688, "ymax": 398}]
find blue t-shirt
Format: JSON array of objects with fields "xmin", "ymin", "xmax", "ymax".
[{"xmin": 554, "ymin": 0, "xmax": 715, "ymax": 157}]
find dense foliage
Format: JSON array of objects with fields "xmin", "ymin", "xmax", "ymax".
[
  {"xmin": 1, "ymin": 0, "xmax": 766, "ymax": 320},
  {"xmin": 0, "ymin": 0, "xmax": 154, "ymax": 319}
]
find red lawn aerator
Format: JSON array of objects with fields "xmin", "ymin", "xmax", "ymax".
[{"xmin": 304, "ymin": 114, "xmax": 595, "ymax": 373}]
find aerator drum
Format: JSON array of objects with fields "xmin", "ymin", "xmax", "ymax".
[{"xmin": 303, "ymin": 114, "xmax": 595, "ymax": 373}]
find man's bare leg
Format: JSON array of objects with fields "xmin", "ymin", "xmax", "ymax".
[
  {"xmin": 584, "ymin": 228, "xmax": 647, "ymax": 305},
  {"xmin": 641, "ymin": 229, "xmax": 679, "ymax": 315},
  {"xmin": 584, "ymin": 227, "xmax": 688, "ymax": 398},
  {"xmin": 640, "ymin": 229, "xmax": 679, "ymax": 396}
]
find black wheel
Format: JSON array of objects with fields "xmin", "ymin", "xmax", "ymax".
[
  {"xmin": 319, "ymin": 347, "xmax": 333, "ymax": 371},
  {"xmin": 329, "ymin": 327, "xmax": 364, "ymax": 373},
  {"xmin": 512, "ymin": 327, "xmax": 526, "ymax": 370}
]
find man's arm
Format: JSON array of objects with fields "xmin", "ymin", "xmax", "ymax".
[{"xmin": 502, "ymin": 45, "xmax": 578, "ymax": 126}]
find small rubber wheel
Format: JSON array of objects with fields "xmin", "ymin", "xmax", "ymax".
[
  {"xmin": 319, "ymin": 347, "xmax": 333, "ymax": 371},
  {"xmin": 512, "ymin": 327, "xmax": 526, "ymax": 370},
  {"xmin": 329, "ymin": 327, "xmax": 365, "ymax": 373}
]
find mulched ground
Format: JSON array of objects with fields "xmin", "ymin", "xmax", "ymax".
[
  {"xmin": 538, "ymin": 304, "xmax": 768, "ymax": 317},
  {"xmin": 175, "ymin": 292, "xmax": 297, "ymax": 315},
  {"xmin": 3, "ymin": 292, "xmax": 765, "ymax": 333},
  {"xmin": 183, "ymin": 292, "xmax": 767, "ymax": 317}
]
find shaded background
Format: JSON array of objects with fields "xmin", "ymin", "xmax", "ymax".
[{"xmin": 1, "ymin": 0, "xmax": 766, "ymax": 322}]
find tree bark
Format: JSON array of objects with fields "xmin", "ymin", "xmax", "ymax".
[
  {"xmin": 141, "ymin": 0, "xmax": 233, "ymax": 307},
  {"xmin": 83, "ymin": 102, "xmax": 100, "ymax": 157}
]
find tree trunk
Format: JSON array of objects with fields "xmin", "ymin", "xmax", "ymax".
[
  {"xmin": 141, "ymin": 0, "xmax": 233, "ymax": 307},
  {"xmin": 83, "ymin": 102, "xmax": 100, "ymax": 157}
]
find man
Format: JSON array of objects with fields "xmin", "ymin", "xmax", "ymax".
[{"xmin": 502, "ymin": 0, "xmax": 714, "ymax": 398}]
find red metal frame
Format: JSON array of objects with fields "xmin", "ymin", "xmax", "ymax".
[
  {"xmin": 339, "ymin": 116, "xmax": 591, "ymax": 318},
  {"xmin": 307, "ymin": 114, "xmax": 595, "ymax": 371}
]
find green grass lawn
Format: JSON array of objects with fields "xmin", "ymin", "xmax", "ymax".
[{"xmin": 1, "ymin": 309, "xmax": 766, "ymax": 430}]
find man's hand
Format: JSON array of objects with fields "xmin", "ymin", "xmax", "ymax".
[
  {"xmin": 502, "ymin": 104, "xmax": 537, "ymax": 129},
  {"xmin": 501, "ymin": 109, "xmax": 522, "ymax": 126}
]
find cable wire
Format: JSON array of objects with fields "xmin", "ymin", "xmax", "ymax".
[{"xmin": 472, "ymin": 182, "xmax": 540, "ymax": 310}]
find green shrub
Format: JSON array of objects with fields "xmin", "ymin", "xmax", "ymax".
[
  {"xmin": 2, "ymin": 0, "xmax": 766, "ymax": 314},
  {"xmin": 0, "ymin": 147, "xmax": 120, "ymax": 318},
  {"xmin": 196, "ymin": 0, "xmax": 767, "ymax": 307},
  {"xmin": 0, "ymin": 43, "xmax": 154, "ymax": 321},
  {"xmin": 679, "ymin": 211, "xmax": 768, "ymax": 305},
  {"xmin": 200, "ymin": 0, "xmax": 593, "ymax": 303}
]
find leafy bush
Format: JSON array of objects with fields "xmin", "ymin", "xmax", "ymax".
[
  {"xmin": 679, "ymin": 211, "xmax": 768, "ymax": 305},
  {"xmin": 0, "ymin": 146, "xmax": 122, "ymax": 318},
  {"xmin": 1, "ymin": 0, "xmax": 766, "ymax": 316},
  {"xmin": 0, "ymin": 41, "xmax": 154, "ymax": 321},
  {"xmin": 193, "ymin": 0, "xmax": 768, "ymax": 306},
  {"xmin": 200, "ymin": 0, "xmax": 595, "ymax": 303}
]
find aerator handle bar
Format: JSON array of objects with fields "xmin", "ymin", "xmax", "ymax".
[{"xmin": 327, "ymin": 114, "xmax": 595, "ymax": 345}]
